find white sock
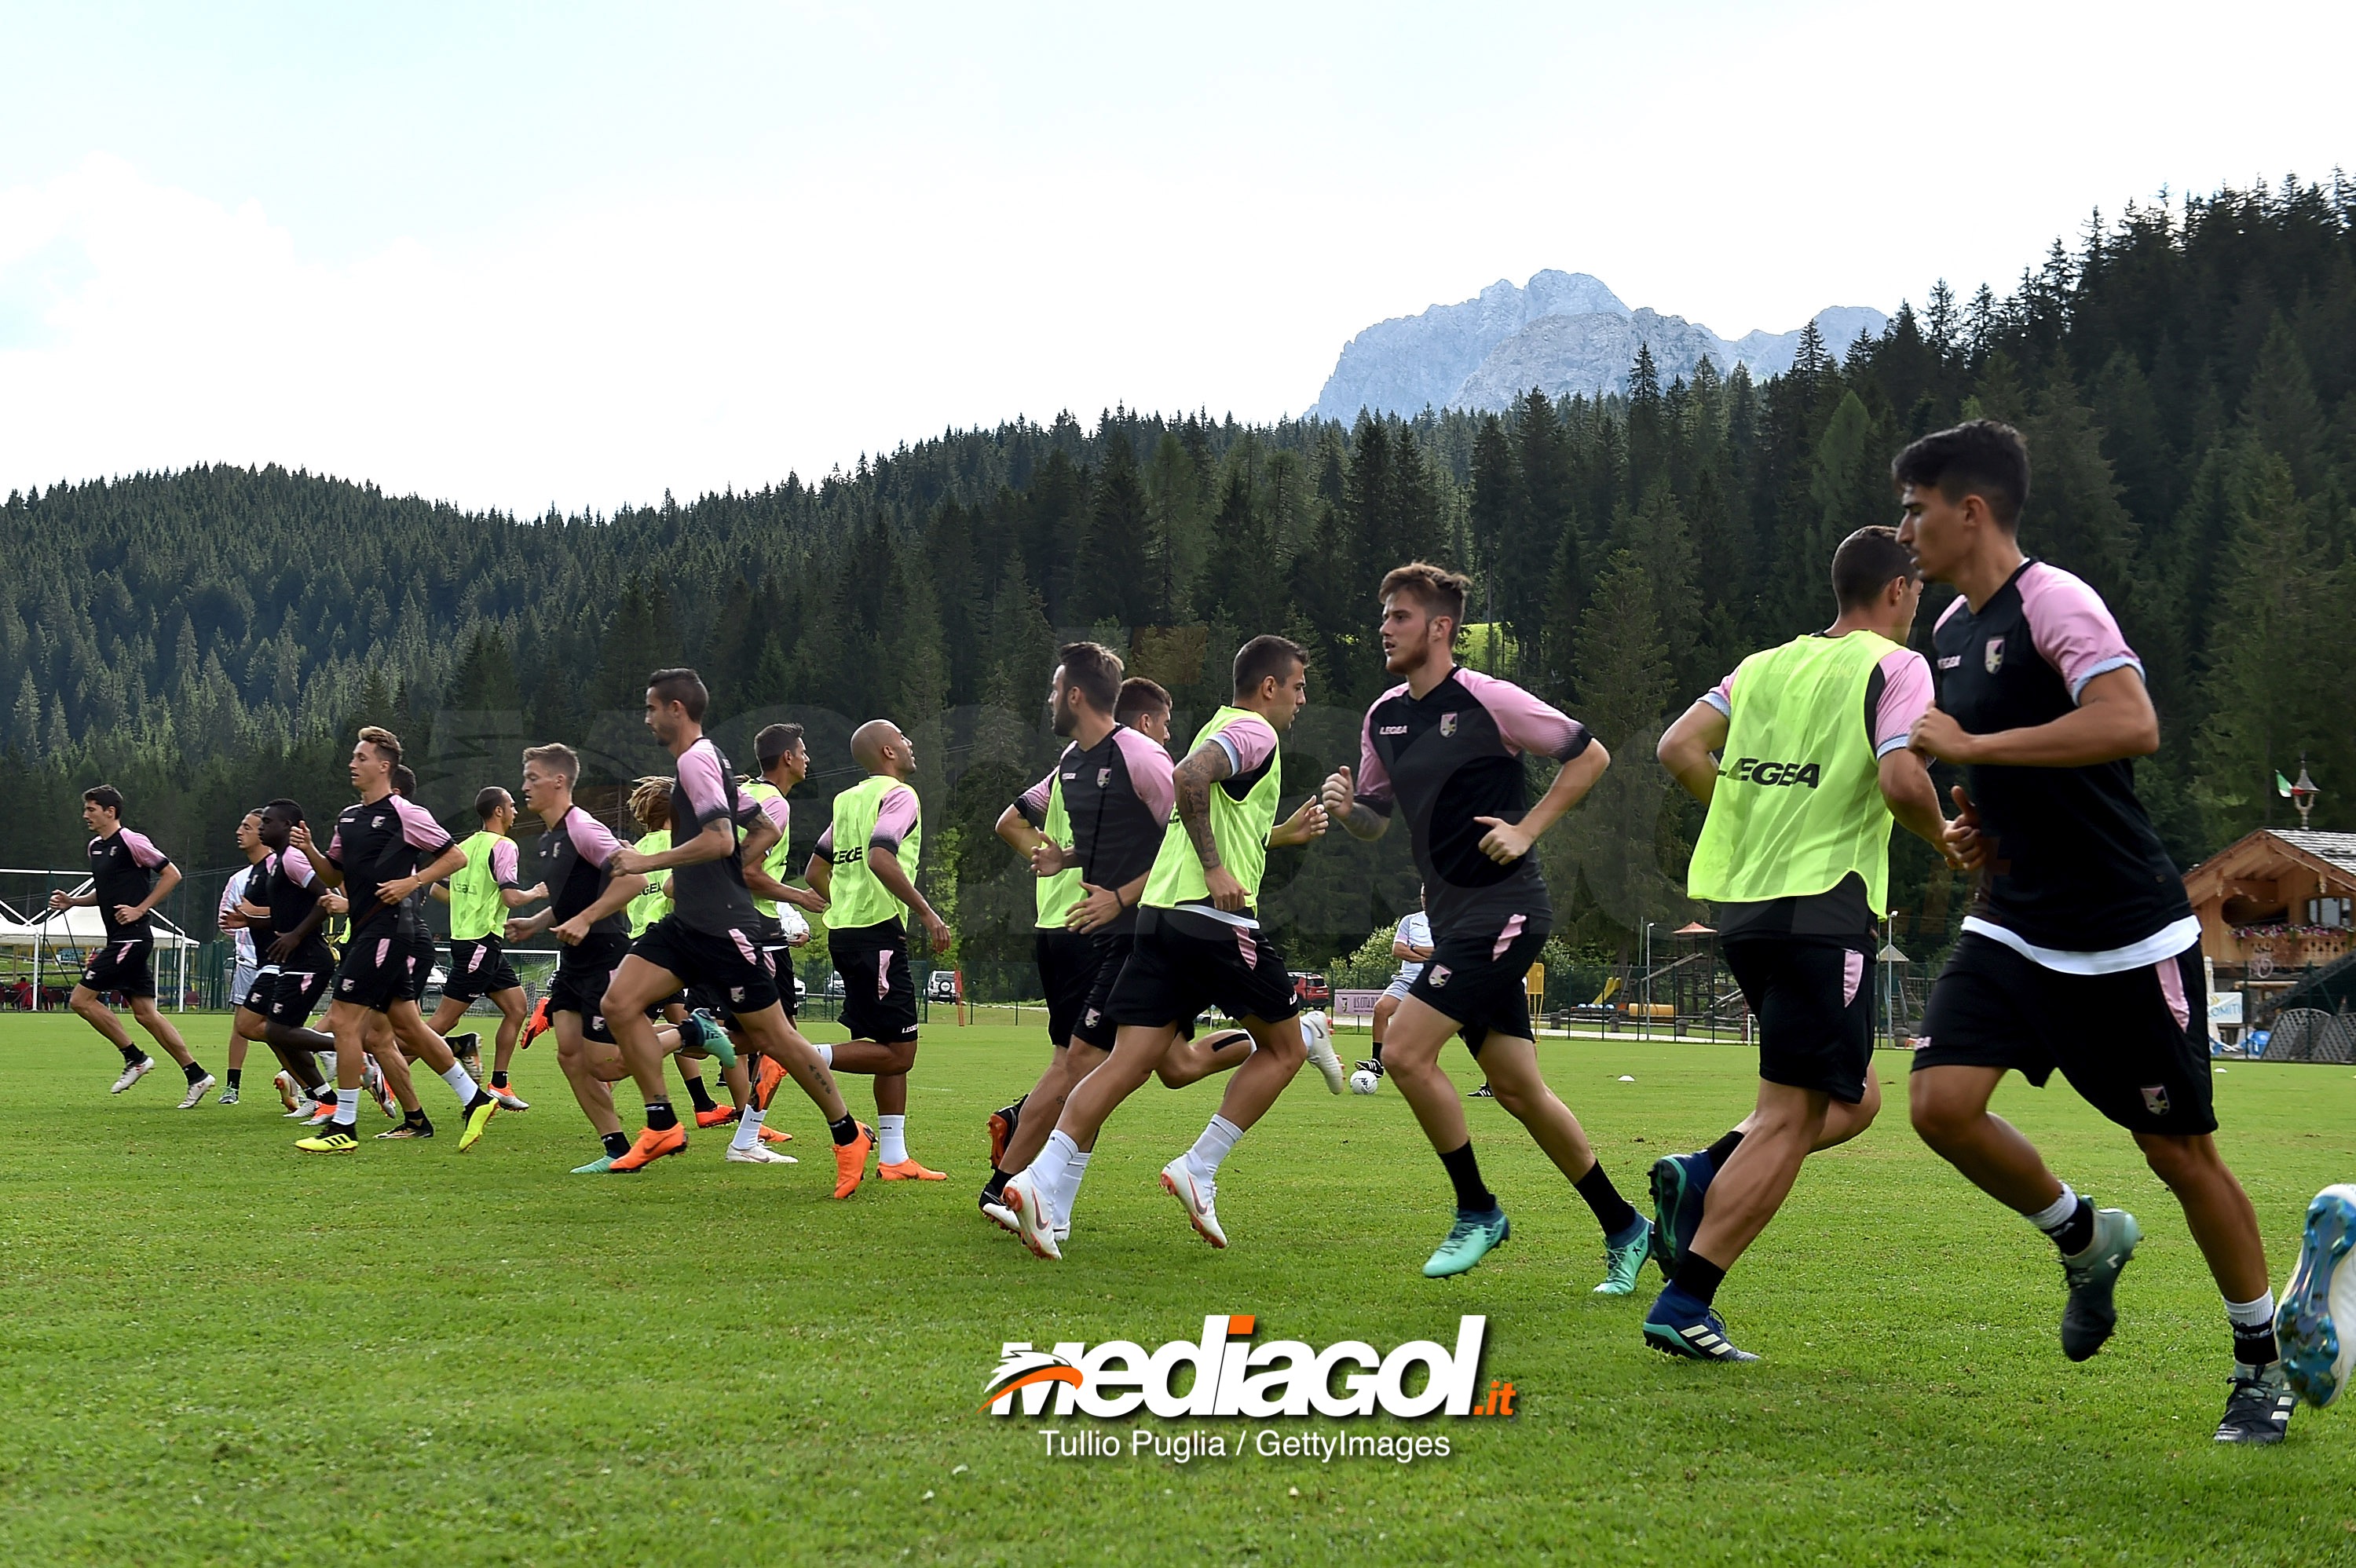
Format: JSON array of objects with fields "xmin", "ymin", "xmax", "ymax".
[
  {"xmin": 877, "ymin": 1114, "xmax": 908, "ymax": 1165},
  {"xmin": 334, "ymin": 1087, "xmax": 360, "ymax": 1126},
  {"xmin": 1187, "ymin": 1114, "xmax": 1244, "ymax": 1180},
  {"xmin": 814, "ymin": 1041, "xmax": 833, "ymax": 1067},
  {"xmin": 1059, "ymin": 1150, "xmax": 1092, "ymax": 1223},
  {"xmin": 2024, "ymin": 1183, "xmax": 2079, "ymax": 1234},
  {"xmin": 731, "ymin": 1106, "xmax": 766, "ymax": 1152},
  {"xmin": 2226, "ymin": 1291, "xmax": 2277, "ymax": 1329},
  {"xmin": 440, "ymin": 1062, "xmax": 480, "ymax": 1104},
  {"xmin": 1028, "ymin": 1130, "xmax": 1076, "ymax": 1208}
]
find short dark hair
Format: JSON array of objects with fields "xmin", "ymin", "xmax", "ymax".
[
  {"xmin": 1891, "ymin": 419, "xmax": 2029, "ymax": 530},
  {"xmin": 82, "ymin": 784, "xmax": 125, "ymax": 814},
  {"xmin": 474, "ymin": 786, "xmax": 511, "ymax": 821},
  {"xmin": 521, "ymin": 743, "xmax": 581, "ymax": 784},
  {"xmin": 1378, "ymin": 561, "xmax": 1469, "ymax": 627},
  {"xmin": 1232, "ymin": 634, "xmax": 1308, "ymax": 699},
  {"xmin": 647, "ymin": 667, "xmax": 708, "ymax": 722},
  {"xmin": 1831, "ymin": 525, "xmax": 1919, "ymax": 612},
  {"xmin": 1115, "ymin": 677, "xmax": 1172, "ymax": 726},
  {"xmin": 1058, "ymin": 641, "xmax": 1125, "ymax": 715},
  {"xmin": 357, "ymin": 725, "xmax": 402, "ymax": 764},
  {"xmin": 391, "ymin": 764, "xmax": 417, "ymax": 797},
  {"xmin": 756, "ymin": 722, "xmax": 805, "ymax": 771},
  {"xmin": 262, "ymin": 797, "xmax": 305, "ymax": 826}
]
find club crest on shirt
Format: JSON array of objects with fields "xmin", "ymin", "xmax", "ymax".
[
  {"xmin": 1097, "ymin": 767, "xmax": 1111, "ymax": 786},
  {"xmin": 1427, "ymin": 964, "xmax": 1452, "ymax": 989},
  {"xmin": 2142, "ymin": 1084, "xmax": 2170, "ymax": 1117},
  {"xmin": 1439, "ymin": 712, "xmax": 1458, "ymax": 737},
  {"xmin": 1982, "ymin": 640, "xmax": 2005, "ymax": 674}
]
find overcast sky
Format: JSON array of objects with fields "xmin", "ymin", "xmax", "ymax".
[{"xmin": 2, "ymin": 1, "xmax": 2348, "ymax": 516}]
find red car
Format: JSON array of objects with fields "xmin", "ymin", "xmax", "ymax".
[{"xmin": 1290, "ymin": 971, "xmax": 1330, "ymax": 1005}]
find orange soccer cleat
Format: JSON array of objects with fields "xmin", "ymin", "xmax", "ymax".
[
  {"xmin": 752, "ymin": 1053, "xmax": 785, "ymax": 1112},
  {"xmin": 831, "ymin": 1123, "xmax": 875, "ymax": 1199},
  {"xmin": 521, "ymin": 997, "xmax": 552, "ymax": 1048},
  {"xmin": 880, "ymin": 1157, "xmax": 949, "ymax": 1182},
  {"xmin": 693, "ymin": 1105, "xmax": 741, "ymax": 1129},
  {"xmin": 607, "ymin": 1123, "xmax": 688, "ymax": 1172},
  {"xmin": 759, "ymin": 1124, "xmax": 794, "ymax": 1145}
]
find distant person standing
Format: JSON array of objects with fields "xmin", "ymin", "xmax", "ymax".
[
  {"xmin": 1896, "ymin": 419, "xmax": 2297, "ymax": 1445},
  {"xmin": 53, "ymin": 784, "xmax": 212, "ymax": 1106},
  {"xmin": 214, "ymin": 808, "xmax": 269, "ymax": 1104},
  {"xmin": 1355, "ymin": 887, "xmax": 1432, "ymax": 1090},
  {"xmin": 807, "ymin": 718, "xmax": 954, "ymax": 1181}
]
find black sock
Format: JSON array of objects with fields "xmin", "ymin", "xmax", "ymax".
[
  {"xmin": 2049, "ymin": 1196, "xmax": 2095, "ymax": 1256},
  {"xmin": 1705, "ymin": 1128, "xmax": 1744, "ymax": 1168},
  {"xmin": 829, "ymin": 1114, "xmax": 862, "ymax": 1146},
  {"xmin": 645, "ymin": 1100, "xmax": 678, "ymax": 1132},
  {"xmin": 225, "ymin": 1069, "xmax": 242, "ymax": 1089},
  {"xmin": 492, "ymin": 1070, "xmax": 509, "ymax": 1088},
  {"xmin": 2234, "ymin": 1323, "xmax": 2281, "ymax": 1370},
  {"xmin": 1673, "ymin": 1252, "xmax": 1728, "ymax": 1308},
  {"xmin": 1438, "ymin": 1141, "xmax": 1496, "ymax": 1213},
  {"xmin": 407, "ymin": 1110, "xmax": 433, "ymax": 1131},
  {"xmin": 1573, "ymin": 1160, "xmax": 1642, "ymax": 1239},
  {"xmin": 184, "ymin": 1061, "xmax": 208, "ymax": 1084},
  {"xmin": 119, "ymin": 1044, "xmax": 146, "ymax": 1065},
  {"xmin": 682, "ymin": 1076, "xmax": 718, "ymax": 1113},
  {"xmin": 1370, "ymin": 1040, "xmax": 1384, "ymax": 1064},
  {"xmin": 602, "ymin": 1130, "xmax": 631, "ymax": 1159},
  {"xmin": 981, "ymin": 1169, "xmax": 1010, "ymax": 1202}
]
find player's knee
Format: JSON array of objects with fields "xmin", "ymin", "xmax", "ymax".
[
  {"xmin": 1907, "ymin": 1084, "xmax": 1972, "ymax": 1147},
  {"xmin": 2135, "ymin": 1132, "xmax": 2211, "ymax": 1189}
]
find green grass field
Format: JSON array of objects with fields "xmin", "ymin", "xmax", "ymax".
[{"xmin": 1, "ymin": 1011, "xmax": 2350, "ymax": 1566}]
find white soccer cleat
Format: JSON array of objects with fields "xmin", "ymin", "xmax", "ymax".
[
  {"xmin": 982, "ymin": 1201, "xmax": 1021, "ymax": 1236},
  {"xmin": 1160, "ymin": 1156, "xmax": 1228, "ymax": 1249},
  {"xmin": 2279, "ymin": 1183, "xmax": 2356, "ymax": 1409},
  {"xmin": 176, "ymin": 1074, "xmax": 216, "ymax": 1109},
  {"xmin": 273, "ymin": 1071, "xmax": 300, "ymax": 1113},
  {"xmin": 491, "ymin": 1085, "xmax": 531, "ymax": 1113},
  {"xmin": 111, "ymin": 1058, "xmax": 156, "ymax": 1095},
  {"xmin": 726, "ymin": 1143, "xmax": 798, "ymax": 1164},
  {"xmin": 1001, "ymin": 1170, "xmax": 1063, "ymax": 1261},
  {"xmin": 1300, "ymin": 1011, "xmax": 1344, "ymax": 1095}
]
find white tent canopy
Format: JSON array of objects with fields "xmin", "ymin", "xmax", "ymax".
[{"xmin": 0, "ymin": 905, "xmax": 199, "ymax": 950}]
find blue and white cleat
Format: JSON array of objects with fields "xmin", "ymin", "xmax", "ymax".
[
  {"xmin": 2277, "ymin": 1182, "xmax": 2356, "ymax": 1409},
  {"xmin": 1643, "ymin": 1289, "xmax": 1761, "ymax": 1362},
  {"xmin": 1648, "ymin": 1150, "xmax": 1715, "ymax": 1277}
]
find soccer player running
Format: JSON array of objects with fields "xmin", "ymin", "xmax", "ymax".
[
  {"xmin": 239, "ymin": 799, "xmax": 344, "ymax": 1114},
  {"xmin": 1321, "ymin": 565, "xmax": 1643, "ymax": 1286},
  {"xmin": 51, "ymin": 785, "xmax": 212, "ymax": 1106},
  {"xmin": 287, "ymin": 727, "xmax": 502, "ymax": 1154},
  {"xmin": 1644, "ymin": 525, "xmax": 1959, "ymax": 1361},
  {"xmin": 1897, "ymin": 419, "xmax": 2297, "ymax": 1444},
  {"xmin": 500, "ymin": 743, "xmax": 654, "ymax": 1168},
  {"xmin": 805, "ymin": 718, "xmax": 954, "ymax": 1181},
  {"xmin": 981, "ymin": 667, "xmax": 1266, "ymax": 1232},
  {"xmin": 214, "ymin": 809, "xmax": 269, "ymax": 1104},
  {"xmin": 1001, "ymin": 635, "xmax": 1332, "ymax": 1260},
  {"xmin": 426, "ymin": 786, "xmax": 534, "ymax": 1110},
  {"xmin": 602, "ymin": 668, "xmax": 874, "ymax": 1190}
]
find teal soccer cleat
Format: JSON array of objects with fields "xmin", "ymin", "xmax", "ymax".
[
  {"xmin": 1593, "ymin": 1216, "xmax": 1654, "ymax": 1296},
  {"xmin": 1424, "ymin": 1208, "xmax": 1511, "ymax": 1278}
]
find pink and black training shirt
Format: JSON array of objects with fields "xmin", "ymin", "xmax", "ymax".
[
  {"xmin": 1018, "ymin": 726, "xmax": 1177, "ymax": 934},
  {"xmin": 1353, "ymin": 667, "xmax": 1591, "ymax": 938},
  {"xmin": 1930, "ymin": 560, "xmax": 2193, "ymax": 971},
  {"xmin": 89, "ymin": 826, "xmax": 170, "ymax": 940},
  {"xmin": 536, "ymin": 804, "xmax": 630, "ymax": 938},
  {"xmin": 325, "ymin": 794, "xmax": 454, "ymax": 941}
]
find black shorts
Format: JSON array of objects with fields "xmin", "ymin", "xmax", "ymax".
[
  {"xmin": 547, "ymin": 933, "xmax": 631, "ymax": 1020},
  {"xmin": 1069, "ymin": 931, "xmax": 1138, "ymax": 1051},
  {"xmin": 403, "ymin": 934, "xmax": 437, "ymax": 1003},
  {"xmin": 1407, "ymin": 918, "xmax": 1549, "ymax": 1053},
  {"xmin": 1037, "ymin": 927, "xmax": 1097, "ymax": 1047},
  {"xmin": 753, "ymin": 916, "xmax": 801, "ymax": 1017},
  {"xmin": 831, "ymin": 926, "xmax": 919, "ymax": 1045},
  {"xmin": 444, "ymin": 936, "xmax": 521, "ymax": 1001},
  {"xmin": 333, "ymin": 929, "xmax": 430, "ymax": 1012},
  {"xmin": 80, "ymin": 934, "xmax": 155, "ymax": 998},
  {"xmin": 254, "ymin": 945, "xmax": 335, "ymax": 1025},
  {"xmin": 1104, "ymin": 908, "xmax": 1298, "ymax": 1032},
  {"xmin": 631, "ymin": 914, "xmax": 780, "ymax": 1016},
  {"xmin": 1914, "ymin": 932, "xmax": 2217, "ymax": 1136},
  {"xmin": 1724, "ymin": 936, "xmax": 1874, "ymax": 1104}
]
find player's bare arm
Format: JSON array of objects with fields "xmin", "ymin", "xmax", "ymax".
[
  {"xmin": 379, "ymin": 842, "xmax": 466, "ymax": 907},
  {"xmin": 1320, "ymin": 766, "xmax": 1389, "ymax": 841},
  {"xmin": 1474, "ymin": 740, "xmax": 1608, "ymax": 864},
  {"xmin": 613, "ymin": 814, "xmax": 733, "ymax": 875},
  {"xmin": 864, "ymin": 834, "xmax": 950, "ymax": 954},
  {"xmin": 1658, "ymin": 700, "xmax": 1728, "ymax": 805},
  {"xmin": 287, "ymin": 824, "xmax": 341, "ymax": 887},
  {"xmin": 551, "ymin": 868, "xmax": 646, "ymax": 946},
  {"xmin": 1173, "ymin": 739, "xmax": 1246, "ymax": 909},
  {"xmin": 1878, "ymin": 747, "xmax": 1963, "ymax": 865},
  {"xmin": 1066, "ymin": 869, "xmax": 1151, "ymax": 935},
  {"xmin": 1910, "ymin": 667, "xmax": 2159, "ymax": 769},
  {"xmin": 1266, "ymin": 796, "xmax": 1328, "ymax": 848}
]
